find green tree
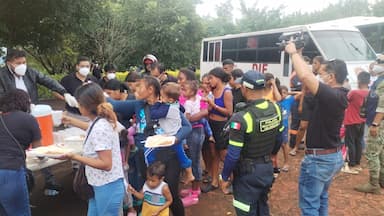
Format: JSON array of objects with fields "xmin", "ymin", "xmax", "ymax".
[
  {"xmin": 202, "ymin": 0, "xmax": 237, "ymax": 37},
  {"xmin": 372, "ymin": 0, "xmax": 384, "ymax": 16},
  {"xmin": 0, "ymin": 0, "xmax": 102, "ymax": 74},
  {"xmin": 119, "ymin": 0, "xmax": 204, "ymax": 69}
]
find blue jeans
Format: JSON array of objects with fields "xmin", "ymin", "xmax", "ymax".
[
  {"xmin": 145, "ymin": 142, "xmax": 192, "ymax": 169},
  {"xmin": 0, "ymin": 168, "xmax": 31, "ymax": 216},
  {"xmin": 88, "ymin": 178, "xmax": 125, "ymax": 216},
  {"xmin": 299, "ymin": 151, "xmax": 343, "ymax": 216},
  {"xmin": 186, "ymin": 127, "xmax": 205, "ymax": 181}
]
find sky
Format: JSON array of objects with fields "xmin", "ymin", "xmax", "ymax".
[{"xmin": 195, "ymin": 0, "xmax": 375, "ymax": 18}]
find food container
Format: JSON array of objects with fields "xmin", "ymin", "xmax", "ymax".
[
  {"xmin": 52, "ymin": 110, "xmax": 63, "ymax": 127},
  {"xmin": 31, "ymin": 105, "xmax": 53, "ymax": 146}
]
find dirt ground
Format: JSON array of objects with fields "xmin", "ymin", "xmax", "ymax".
[{"xmin": 30, "ymin": 100, "xmax": 384, "ymax": 216}]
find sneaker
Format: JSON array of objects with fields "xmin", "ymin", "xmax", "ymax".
[
  {"xmin": 353, "ymin": 166, "xmax": 363, "ymax": 171},
  {"xmin": 180, "ymin": 188, "xmax": 201, "ymax": 197},
  {"xmin": 182, "ymin": 195, "xmax": 199, "ymax": 207},
  {"xmin": 341, "ymin": 165, "xmax": 359, "ymax": 174},
  {"xmin": 273, "ymin": 167, "xmax": 280, "ymax": 178}
]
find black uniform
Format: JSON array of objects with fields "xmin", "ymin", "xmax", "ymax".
[{"xmin": 222, "ymin": 99, "xmax": 283, "ymax": 216}]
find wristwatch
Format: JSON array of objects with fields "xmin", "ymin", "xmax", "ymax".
[{"xmin": 371, "ymin": 122, "xmax": 380, "ymax": 127}]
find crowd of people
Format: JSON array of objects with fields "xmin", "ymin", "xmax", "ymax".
[{"xmin": 0, "ymin": 43, "xmax": 383, "ymax": 216}]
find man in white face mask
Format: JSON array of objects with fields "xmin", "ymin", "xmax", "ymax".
[
  {"xmin": 0, "ymin": 49, "xmax": 76, "ymax": 106},
  {"xmin": 0, "ymin": 49, "xmax": 78, "ymax": 196},
  {"xmin": 60, "ymin": 56, "xmax": 98, "ymax": 115},
  {"xmin": 99, "ymin": 63, "xmax": 117, "ymax": 88}
]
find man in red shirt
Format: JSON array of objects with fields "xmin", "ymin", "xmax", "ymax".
[{"xmin": 343, "ymin": 71, "xmax": 370, "ymax": 172}]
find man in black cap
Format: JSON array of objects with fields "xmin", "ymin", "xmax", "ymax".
[{"xmin": 220, "ymin": 70, "xmax": 283, "ymax": 216}]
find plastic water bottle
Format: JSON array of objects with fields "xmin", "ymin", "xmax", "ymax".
[
  {"xmin": 154, "ymin": 124, "xmax": 164, "ymax": 135},
  {"xmin": 208, "ymin": 91, "xmax": 214, "ymax": 100}
]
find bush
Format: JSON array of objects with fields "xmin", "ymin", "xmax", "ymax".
[{"xmin": 37, "ymin": 73, "xmax": 67, "ymax": 99}]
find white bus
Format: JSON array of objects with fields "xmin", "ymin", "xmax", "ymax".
[
  {"xmin": 200, "ymin": 21, "xmax": 377, "ymax": 89},
  {"xmin": 319, "ymin": 16, "xmax": 384, "ymax": 54}
]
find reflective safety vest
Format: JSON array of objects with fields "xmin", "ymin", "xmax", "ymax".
[{"xmin": 240, "ymin": 100, "xmax": 283, "ymax": 159}]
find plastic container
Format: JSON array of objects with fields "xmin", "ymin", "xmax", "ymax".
[
  {"xmin": 52, "ymin": 110, "xmax": 63, "ymax": 127},
  {"xmin": 31, "ymin": 105, "xmax": 54, "ymax": 146}
]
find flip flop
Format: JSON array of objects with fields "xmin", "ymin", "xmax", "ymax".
[{"xmin": 281, "ymin": 166, "xmax": 289, "ymax": 172}]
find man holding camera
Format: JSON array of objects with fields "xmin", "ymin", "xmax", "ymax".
[{"xmin": 285, "ymin": 42, "xmax": 348, "ymax": 215}]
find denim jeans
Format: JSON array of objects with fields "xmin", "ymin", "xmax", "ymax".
[
  {"xmin": 88, "ymin": 178, "xmax": 125, "ymax": 216},
  {"xmin": 299, "ymin": 151, "xmax": 343, "ymax": 216},
  {"xmin": 0, "ymin": 167, "xmax": 31, "ymax": 216},
  {"xmin": 186, "ymin": 127, "xmax": 205, "ymax": 181}
]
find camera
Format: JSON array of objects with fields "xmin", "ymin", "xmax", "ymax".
[{"xmin": 277, "ymin": 32, "xmax": 308, "ymax": 50}]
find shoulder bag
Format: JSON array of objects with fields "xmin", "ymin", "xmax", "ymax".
[{"xmin": 73, "ymin": 117, "xmax": 101, "ymax": 201}]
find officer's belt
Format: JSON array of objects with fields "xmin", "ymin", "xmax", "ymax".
[{"xmin": 240, "ymin": 155, "xmax": 271, "ymax": 164}]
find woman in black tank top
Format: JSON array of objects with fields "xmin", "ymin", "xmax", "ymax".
[{"xmin": 202, "ymin": 67, "xmax": 233, "ymax": 192}]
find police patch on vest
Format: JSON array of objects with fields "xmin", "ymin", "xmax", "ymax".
[{"xmin": 259, "ymin": 115, "xmax": 280, "ymax": 132}]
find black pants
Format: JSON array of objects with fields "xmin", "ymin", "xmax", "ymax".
[
  {"xmin": 289, "ymin": 101, "xmax": 300, "ymax": 148},
  {"xmin": 233, "ymin": 160, "xmax": 273, "ymax": 216},
  {"xmin": 156, "ymin": 147, "xmax": 185, "ymax": 216},
  {"xmin": 345, "ymin": 123, "xmax": 365, "ymax": 166}
]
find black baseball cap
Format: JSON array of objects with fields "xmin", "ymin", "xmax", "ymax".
[{"xmin": 235, "ymin": 70, "xmax": 265, "ymax": 90}]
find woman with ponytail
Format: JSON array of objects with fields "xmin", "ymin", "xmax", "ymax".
[{"xmin": 61, "ymin": 83, "xmax": 125, "ymax": 215}]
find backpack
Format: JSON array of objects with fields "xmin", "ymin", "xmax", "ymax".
[{"xmin": 364, "ymin": 75, "xmax": 384, "ymax": 125}]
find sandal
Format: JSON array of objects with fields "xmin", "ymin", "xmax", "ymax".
[
  {"xmin": 202, "ymin": 176, "xmax": 212, "ymax": 183},
  {"xmin": 201, "ymin": 184, "xmax": 218, "ymax": 193},
  {"xmin": 289, "ymin": 150, "xmax": 296, "ymax": 156}
]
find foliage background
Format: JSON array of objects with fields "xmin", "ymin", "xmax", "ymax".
[{"xmin": 0, "ymin": 0, "xmax": 384, "ymax": 98}]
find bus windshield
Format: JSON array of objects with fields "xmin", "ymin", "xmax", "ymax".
[{"xmin": 311, "ymin": 30, "xmax": 376, "ymax": 61}]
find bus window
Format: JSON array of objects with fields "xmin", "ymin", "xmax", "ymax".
[
  {"xmin": 358, "ymin": 24, "xmax": 384, "ymax": 54},
  {"xmin": 302, "ymin": 34, "xmax": 321, "ymax": 60},
  {"xmin": 283, "ymin": 52, "xmax": 290, "ymax": 77},
  {"xmin": 222, "ymin": 38, "xmax": 238, "ymax": 61},
  {"xmin": 215, "ymin": 42, "xmax": 221, "ymax": 62},
  {"xmin": 208, "ymin": 42, "xmax": 214, "ymax": 62},
  {"xmin": 238, "ymin": 49, "xmax": 256, "ymax": 62},
  {"xmin": 258, "ymin": 49, "xmax": 280, "ymax": 63},
  {"xmin": 312, "ymin": 30, "xmax": 377, "ymax": 61},
  {"xmin": 203, "ymin": 42, "xmax": 208, "ymax": 62}
]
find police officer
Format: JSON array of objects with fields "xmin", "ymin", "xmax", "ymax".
[
  {"xmin": 220, "ymin": 70, "xmax": 283, "ymax": 216},
  {"xmin": 355, "ymin": 55, "xmax": 384, "ymax": 194}
]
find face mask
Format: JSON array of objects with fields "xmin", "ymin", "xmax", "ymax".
[
  {"xmin": 79, "ymin": 67, "xmax": 90, "ymax": 77},
  {"xmin": 14, "ymin": 64, "xmax": 27, "ymax": 76},
  {"xmin": 107, "ymin": 73, "xmax": 116, "ymax": 80},
  {"xmin": 318, "ymin": 73, "xmax": 329, "ymax": 84},
  {"xmin": 372, "ymin": 65, "xmax": 384, "ymax": 74}
]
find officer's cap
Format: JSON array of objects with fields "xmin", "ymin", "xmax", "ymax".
[{"xmin": 235, "ymin": 70, "xmax": 265, "ymax": 90}]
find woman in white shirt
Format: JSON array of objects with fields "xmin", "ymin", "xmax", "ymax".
[{"xmin": 63, "ymin": 83, "xmax": 124, "ymax": 216}]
